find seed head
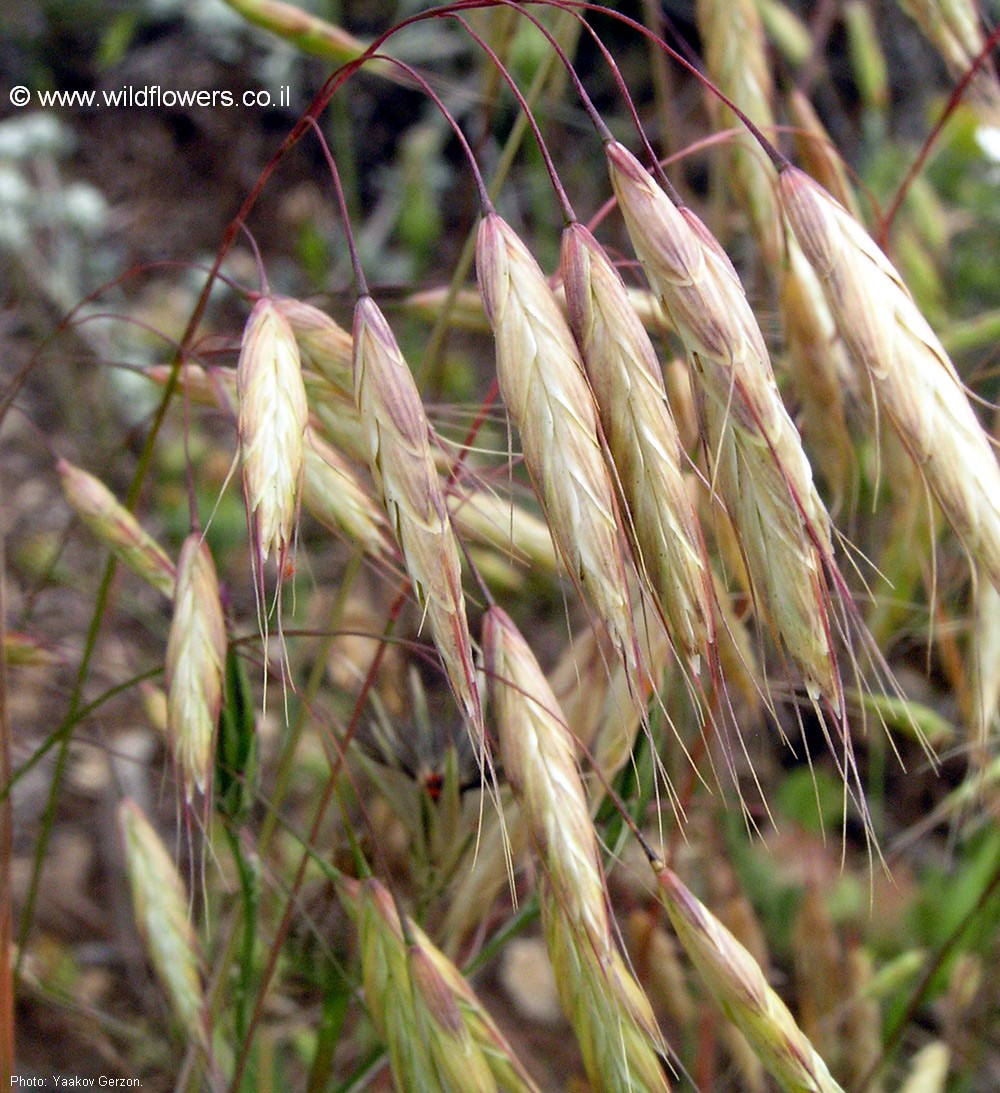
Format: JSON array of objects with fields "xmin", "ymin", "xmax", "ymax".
[
  {"xmin": 483, "ymin": 606, "xmax": 609, "ymax": 955},
  {"xmin": 353, "ymin": 295, "xmax": 483, "ymax": 745},
  {"xmin": 608, "ymin": 141, "xmax": 841, "ymax": 709},
  {"xmin": 543, "ymin": 889, "xmax": 671, "ymax": 1092},
  {"xmin": 165, "ymin": 534, "xmax": 227, "ymax": 800},
  {"xmin": 273, "ymin": 295, "xmax": 353, "ymax": 400},
  {"xmin": 562, "ymin": 221, "xmax": 713, "ymax": 665},
  {"xmin": 118, "ymin": 799, "xmax": 205, "ymax": 1043},
  {"xmin": 237, "ymin": 297, "xmax": 309, "ymax": 561},
  {"xmin": 301, "ymin": 426, "xmax": 393, "ymax": 561},
  {"xmin": 696, "ymin": 0, "xmax": 782, "ymax": 265},
  {"xmin": 477, "ymin": 213, "xmax": 634, "ymax": 658},
  {"xmin": 653, "ymin": 860, "xmax": 844, "ymax": 1093},
  {"xmin": 340, "ymin": 876, "xmax": 539, "ymax": 1092},
  {"xmin": 779, "ymin": 166, "xmax": 1000, "ymax": 593},
  {"xmin": 57, "ymin": 459, "xmax": 176, "ymax": 598},
  {"xmin": 779, "ymin": 244, "xmax": 855, "ymax": 503}
]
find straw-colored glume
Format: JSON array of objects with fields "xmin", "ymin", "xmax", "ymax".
[
  {"xmin": 608, "ymin": 142, "xmax": 841, "ymax": 710},
  {"xmin": 118, "ymin": 799, "xmax": 205, "ymax": 1043},
  {"xmin": 352, "ymin": 294, "xmax": 483, "ymax": 745},
  {"xmin": 484, "ymin": 607, "xmax": 670, "ymax": 1090},
  {"xmin": 779, "ymin": 166, "xmax": 1000, "ymax": 593},
  {"xmin": 237, "ymin": 297, "xmax": 309, "ymax": 562},
  {"xmin": 341, "ymin": 875, "xmax": 539, "ymax": 1092},
  {"xmin": 476, "ymin": 213, "xmax": 635, "ymax": 660},
  {"xmin": 57, "ymin": 459, "xmax": 176, "ymax": 599},
  {"xmin": 779, "ymin": 243, "xmax": 856, "ymax": 502},
  {"xmin": 273, "ymin": 294, "xmax": 353, "ymax": 400},
  {"xmin": 165, "ymin": 534, "xmax": 227, "ymax": 800},
  {"xmin": 543, "ymin": 889, "xmax": 671, "ymax": 1092},
  {"xmin": 652, "ymin": 858, "xmax": 844, "ymax": 1093},
  {"xmin": 561, "ymin": 221, "xmax": 713, "ymax": 666},
  {"xmin": 696, "ymin": 0, "xmax": 782, "ymax": 265},
  {"xmin": 301, "ymin": 425, "xmax": 393, "ymax": 561},
  {"xmin": 483, "ymin": 606, "xmax": 610, "ymax": 954}
]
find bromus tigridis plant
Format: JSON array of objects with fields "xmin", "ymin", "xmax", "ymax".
[{"xmin": 5, "ymin": 1, "xmax": 1000, "ymax": 1089}]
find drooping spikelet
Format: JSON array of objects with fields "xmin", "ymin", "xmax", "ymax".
[
  {"xmin": 651, "ymin": 858, "xmax": 844, "ymax": 1093},
  {"xmin": 301, "ymin": 426, "xmax": 393, "ymax": 562},
  {"xmin": 57, "ymin": 459, "xmax": 176, "ymax": 598},
  {"xmin": 273, "ymin": 295, "xmax": 353, "ymax": 400},
  {"xmin": 543, "ymin": 889, "xmax": 672, "ymax": 1092},
  {"xmin": 165, "ymin": 534, "xmax": 227, "ymax": 800},
  {"xmin": 237, "ymin": 297, "xmax": 309, "ymax": 561},
  {"xmin": 476, "ymin": 213, "xmax": 635, "ymax": 659},
  {"xmin": 484, "ymin": 607, "xmax": 670, "ymax": 1090},
  {"xmin": 340, "ymin": 876, "xmax": 539, "ymax": 1092},
  {"xmin": 696, "ymin": 1, "xmax": 857, "ymax": 504},
  {"xmin": 779, "ymin": 243, "xmax": 856, "ymax": 503},
  {"xmin": 561, "ymin": 221, "xmax": 713, "ymax": 666},
  {"xmin": 352, "ymin": 295, "xmax": 483, "ymax": 745},
  {"xmin": 608, "ymin": 142, "xmax": 841, "ymax": 710},
  {"xmin": 786, "ymin": 90, "xmax": 863, "ymax": 221},
  {"xmin": 118, "ymin": 799, "xmax": 205, "ymax": 1044},
  {"xmin": 483, "ymin": 606, "xmax": 609, "ymax": 955},
  {"xmin": 696, "ymin": 0, "xmax": 782, "ymax": 265},
  {"xmin": 779, "ymin": 166, "xmax": 1000, "ymax": 592}
]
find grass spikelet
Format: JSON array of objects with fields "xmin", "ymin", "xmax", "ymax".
[
  {"xmin": 352, "ymin": 294, "xmax": 484, "ymax": 745},
  {"xmin": 118, "ymin": 799, "xmax": 205, "ymax": 1045},
  {"xmin": 651, "ymin": 858, "xmax": 844, "ymax": 1093},
  {"xmin": 779, "ymin": 166, "xmax": 1000, "ymax": 592},
  {"xmin": 484, "ymin": 607, "xmax": 670, "ymax": 1089},
  {"xmin": 696, "ymin": 0, "xmax": 782, "ymax": 265},
  {"xmin": 779, "ymin": 244, "xmax": 856, "ymax": 504},
  {"xmin": 608, "ymin": 141, "xmax": 842, "ymax": 712},
  {"xmin": 476, "ymin": 213, "xmax": 635, "ymax": 660},
  {"xmin": 57, "ymin": 459, "xmax": 176, "ymax": 598},
  {"xmin": 406, "ymin": 944, "xmax": 501, "ymax": 1093},
  {"xmin": 341, "ymin": 876, "xmax": 539, "ymax": 1092},
  {"xmin": 301, "ymin": 426, "xmax": 393, "ymax": 561},
  {"xmin": 561, "ymin": 220, "xmax": 714, "ymax": 666},
  {"xmin": 446, "ymin": 487, "xmax": 559, "ymax": 575},
  {"xmin": 165, "ymin": 533, "xmax": 227, "ymax": 800},
  {"xmin": 483, "ymin": 606, "xmax": 610, "ymax": 954},
  {"xmin": 543, "ymin": 890, "xmax": 671, "ymax": 1092},
  {"xmin": 786, "ymin": 91, "xmax": 863, "ymax": 221},
  {"xmin": 237, "ymin": 296, "xmax": 309, "ymax": 562},
  {"xmin": 273, "ymin": 295, "xmax": 353, "ymax": 399}
]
